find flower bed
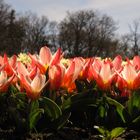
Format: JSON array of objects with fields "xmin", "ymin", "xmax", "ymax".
[{"xmin": 0, "ymin": 46, "xmax": 140, "ymax": 139}]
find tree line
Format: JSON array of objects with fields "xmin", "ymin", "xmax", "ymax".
[{"xmin": 0, "ymin": 0, "xmax": 140, "ymax": 58}]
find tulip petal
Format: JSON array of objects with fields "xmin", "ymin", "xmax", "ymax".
[
  {"xmin": 17, "ymin": 62, "xmax": 28, "ymax": 76},
  {"xmin": 39, "ymin": 46, "xmax": 52, "ymax": 64},
  {"xmin": 122, "ymin": 64, "xmax": 137, "ymax": 83},
  {"xmin": 31, "ymin": 74, "xmax": 46, "ymax": 93},
  {"xmin": 50, "ymin": 48, "xmax": 61, "ymax": 66}
]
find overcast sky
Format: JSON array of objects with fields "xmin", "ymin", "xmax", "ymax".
[{"xmin": 5, "ymin": 0, "xmax": 140, "ymax": 34}]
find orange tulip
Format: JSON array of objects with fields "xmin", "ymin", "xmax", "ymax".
[
  {"xmin": 4, "ymin": 54, "xmax": 17, "ymax": 76},
  {"xmin": 17, "ymin": 62, "xmax": 37, "ymax": 79},
  {"xmin": 49, "ymin": 64, "xmax": 65, "ymax": 90},
  {"xmin": 112, "ymin": 55, "xmax": 122, "ymax": 71},
  {"xmin": 61, "ymin": 57, "xmax": 84, "ymax": 92},
  {"xmin": 0, "ymin": 56, "xmax": 4, "ymax": 66},
  {"xmin": 0, "ymin": 70, "xmax": 15, "ymax": 92},
  {"xmin": 116, "ymin": 62, "xmax": 140, "ymax": 90},
  {"xmin": 19, "ymin": 73, "xmax": 48, "ymax": 100},
  {"xmin": 79, "ymin": 58, "xmax": 94, "ymax": 81},
  {"xmin": 91, "ymin": 60, "xmax": 116, "ymax": 90},
  {"xmin": 29, "ymin": 46, "xmax": 62, "ymax": 74},
  {"xmin": 132, "ymin": 55, "xmax": 140, "ymax": 70}
]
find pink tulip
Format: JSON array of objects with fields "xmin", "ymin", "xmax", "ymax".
[
  {"xmin": 116, "ymin": 62, "xmax": 140, "ymax": 90},
  {"xmin": 49, "ymin": 64, "xmax": 65, "ymax": 90},
  {"xmin": 61, "ymin": 57, "xmax": 84, "ymax": 92},
  {"xmin": 17, "ymin": 62, "xmax": 37, "ymax": 79},
  {"xmin": 132, "ymin": 56, "xmax": 140, "ymax": 70},
  {"xmin": 29, "ymin": 46, "xmax": 62, "ymax": 74},
  {"xmin": 79, "ymin": 58, "xmax": 93, "ymax": 80},
  {"xmin": 0, "ymin": 70, "xmax": 15, "ymax": 92},
  {"xmin": 90, "ymin": 59, "xmax": 116, "ymax": 90},
  {"xmin": 19, "ymin": 73, "xmax": 48, "ymax": 100},
  {"xmin": 4, "ymin": 54, "xmax": 17, "ymax": 76},
  {"xmin": 112, "ymin": 55, "xmax": 122, "ymax": 71}
]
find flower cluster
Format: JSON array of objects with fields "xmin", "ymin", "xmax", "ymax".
[{"xmin": 0, "ymin": 46, "xmax": 140, "ymax": 99}]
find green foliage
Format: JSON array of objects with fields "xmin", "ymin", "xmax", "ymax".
[
  {"xmin": 106, "ymin": 96, "xmax": 125, "ymax": 123},
  {"xmin": 94, "ymin": 126, "xmax": 126, "ymax": 140},
  {"xmin": 61, "ymin": 90, "xmax": 98, "ymax": 111},
  {"xmin": 1, "ymin": 80, "xmax": 140, "ymax": 135},
  {"xmin": 51, "ymin": 111, "xmax": 71, "ymax": 130},
  {"xmin": 127, "ymin": 92, "xmax": 140, "ymax": 116},
  {"xmin": 39, "ymin": 97, "xmax": 62, "ymax": 120},
  {"xmin": 29, "ymin": 100, "xmax": 44, "ymax": 130},
  {"xmin": 124, "ymin": 92, "xmax": 140, "ymax": 127}
]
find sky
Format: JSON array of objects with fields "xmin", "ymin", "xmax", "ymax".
[{"xmin": 5, "ymin": 0, "xmax": 140, "ymax": 34}]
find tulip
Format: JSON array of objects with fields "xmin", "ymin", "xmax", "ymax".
[
  {"xmin": 49, "ymin": 64, "xmax": 65, "ymax": 90},
  {"xmin": 61, "ymin": 57, "xmax": 84, "ymax": 92},
  {"xmin": 3, "ymin": 54, "xmax": 17, "ymax": 76},
  {"xmin": 19, "ymin": 73, "xmax": 48, "ymax": 100},
  {"xmin": 132, "ymin": 56, "xmax": 140, "ymax": 70},
  {"xmin": 112, "ymin": 55, "xmax": 122, "ymax": 71},
  {"xmin": 90, "ymin": 60, "xmax": 116, "ymax": 90},
  {"xmin": 17, "ymin": 62, "xmax": 37, "ymax": 79},
  {"xmin": 29, "ymin": 46, "xmax": 62, "ymax": 74},
  {"xmin": 0, "ymin": 56, "xmax": 4, "ymax": 66},
  {"xmin": 0, "ymin": 70, "xmax": 15, "ymax": 92},
  {"xmin": 116, "ymin": 62, "xmax": 140, "ymax": 90},
  {"xmin": 79, "ymin": 58, "xmax": 93, "ymax": 81}
]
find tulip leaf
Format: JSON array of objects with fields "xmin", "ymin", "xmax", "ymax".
[
  {"xmin": 127, "ymin": 92, "xmax": 140, "ymax": 116},
  {"xmin": 39, "ymin": 97, "xmax": 62, "ymax": 120},
  {"xmin": 98, "ymin": 105, "xmax": 106, "ymax": 118},
  {"xmin": 52, "ymin": 112, "xmax": 71, "ymax": 130},
  {"xmin": 132, "ymin": 115, "xmax": 140, "ymax": 123},
  {"xmin": 9, "ymin": 85, "xmax": 19, "ymax": 94},
  {"xmin": 62, "ymin": 92, "xmax": 98, "ymax": 111},
  {"xmin": 30, "ymin": 100, "xmax": 39, "ymax": 112},
  {"xmin": 95, "ymin": 126, "xmax": 126, "ymax": 139},
  {"xmin": 15, "ymin": 92, "xmax": 27, "ymax": 100},
  {"xmin": 61, "ymin": 97, "xmax": 72, "ymax": 110},
  {"xmin": 111, "ymin": 127, "xmax": 126, "ymax": 139},
  {"xmin": 106, "ymin": 97, "xmax": 125, "ymax": 123},
  {"xmin": 94, "ymin": 125, "xmax": 107, "ymax": 135},
  {"xmin": 29, "ymin": 108, "xmax": 44, "ymax": 130}
]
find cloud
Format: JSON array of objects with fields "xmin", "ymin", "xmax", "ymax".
[
  {"xmin": 86, "ymin": 0, "xmax": 140, "ymax": 9},
  {"xmin": 5, "ymin": 0, "xmax": 140, "ymax": 34}
]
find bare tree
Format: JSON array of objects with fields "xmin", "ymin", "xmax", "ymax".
[
  {"xmin": 18, "ymin": 12, "xmax": 49, "ymax": 53},
  {"xmin": 0, "ymin": 1, "xmax": 25, "ymax": 55},
  {"xmin": 58, "ymin": 10, "xmax": 118, "ymax": 58},
  {"xmin": 47, "ymin": 21, "xmax": 59, "ymax": 51},
  {"xmin": 128, "ymin": 19, "xmax": 140, "ymax": 55}
]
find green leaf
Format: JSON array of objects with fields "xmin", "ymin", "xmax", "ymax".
[
  {"xmin": 132, "ymin": 115, "xmax": 140, "ymax": 123},
  {"xmin": 14, "ymin": 92, "xmax": 28, "ymax": 110},
  {"xmin": 39, "ymin": 97, "xmax": 62, "ymax": 120},
  {"xmin": 111, "ymin": 127, "xmax": 126, "ymax": 139},
  {"xmin": 9, "ymin": 85, "xmax": 19, "ymax": 94},
  {"xmin": 30, "ymin": 100, "xmax": 39, "ymax": 112},
  {"xmin": 15, "ymin": 92, "xmax": 27, "ymax": 100},
  {"xmin": 29, "ymin": 100, "xmax": 42, "ymax": 130},
  {"xmin": 62, "ymin": 92, "xmax": 98, "ymax": 111},
  {"xmin": 94, "ymin": 126, "xmax": 109, "ymax": 136},
  {"xmin": 106, "ymin": 97, "xmax": 125, "ymax": 123},
  {"xmin": 53, "ymin": 112, "xmax": 71, "ymax": 130},
  {"xmin": 61, "ymin": 97, "xmax": 72, "ymax": 110},
  {"xmin": 127, "ymin": 92, "xmax": 140, "ymax": 115},
  {"xmin": 29, "ymin": 108, "xmax": 44, "ymax": 130},
  {"xmin": 94, "ymin": 126, "xmax": 105, "ymax": 135},
  {"xmin": 99, "ymin": 105, "xmax": 106, "ymax": 118}
]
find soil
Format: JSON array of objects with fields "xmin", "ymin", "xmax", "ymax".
[{"xmin": 1, "ymin": 127, "xmax": 140, "ymax": 140}]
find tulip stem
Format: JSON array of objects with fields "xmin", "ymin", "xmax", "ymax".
[{"xmin": 49, "ymin": 90, "xmax": 56, "ymax": 101}]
